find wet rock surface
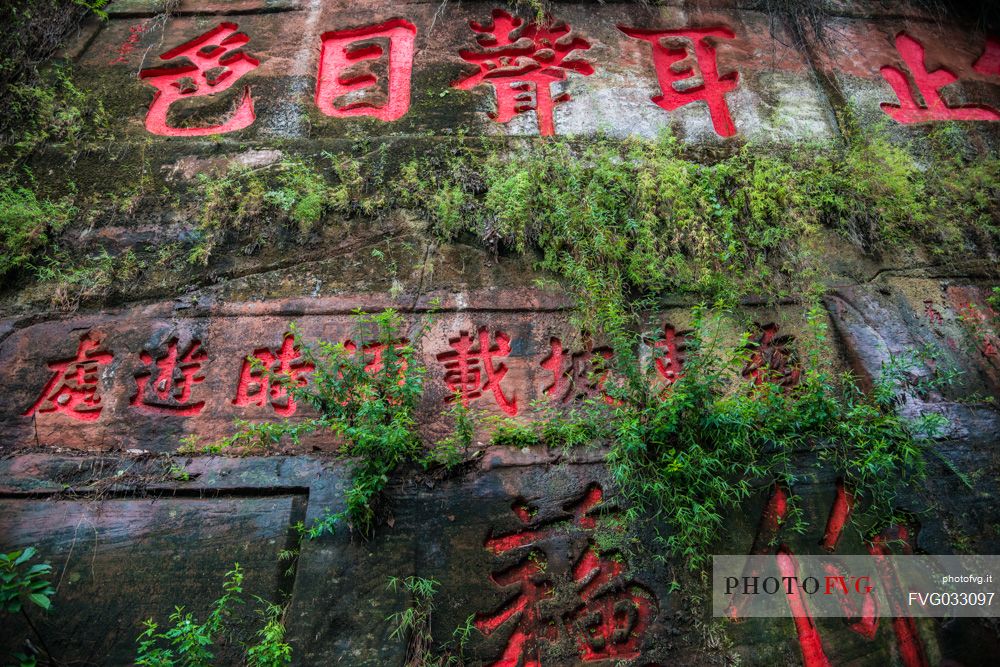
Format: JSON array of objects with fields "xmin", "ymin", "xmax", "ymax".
[{"xmin": 1, "ymin": 0, "xmax": 1000, "ymax": 665}]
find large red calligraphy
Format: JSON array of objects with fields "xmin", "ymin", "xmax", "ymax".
[
  {"xmin": 880, "ymin": 32, "xmax": 999, "ymax": 123},
  {"xmin": 454, "ymin": 9, "xmax": 594, "ymax": 136},
  {"xmin": 24, "ymin": 333, "xmax": 114, "ymax": 422},
  {"xmin": 620, "ymin": 26, "xmax": 739, "ymax": 137},
  {"xmin": 139, "ymin": 23, "xmax": 260, "ymax": 136},
  {"xmin": 316, "ymin": 19, "xmax": 417, "ymax": 122}
]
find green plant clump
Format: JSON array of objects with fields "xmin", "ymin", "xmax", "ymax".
[
  {"xmin": 135, "ymin": 563, "xmax": 291, "ymax": 667},
  {"xmin": 601, "ymin": 304, "xmax": 950, "ymax": 569},
  {"xmin": 187, "ymin": 309, "xmax": 438, "ymax": 537},
  {"xmin": 2, "ymin": 546, "xmax": 56, "ymax": 667}
]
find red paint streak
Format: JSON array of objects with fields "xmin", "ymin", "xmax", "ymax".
[
  {"xmin": 110, "ymin": 22, "xmax": 149, "ymax": 65},
  {"xmin": 868, "ymin": 528, "xmax": 929, "ymax": 667},
  {"xmin": 454, "ymin": 9, "xmax": 594, "ymax": 136},
  {"xmin": 652, "ymin": 324, "xmax": 688, "ymax": 385},
  {"xmin": 570, "ymin": 483, "xmax": 603, "ymax": 529},
  {"xmin": 619, "ymin": 26, "xmax": 739, "ymax": 137},
  {"xmin": 751, "ymin": 485, "xmax": 788, "ymax": 554},
  {"xmin": 974, "ymin": 36, "xmax": 1000, "ymax": 77},
  {"xmin": 512, "ymin": 500, "xmax": 534, "ymax": 523},
  {"xmin": 570, "ymin": 545, "xmax": 653, "ymax": 661},
  {"xmin": 316, "ymin": 19, "xmax": 416, "ymax": 122},
  {"xmin": 485, "ymin": 528, "xmax": 546, "ymax": 555},
  {"xmin": 742, "ymin": 323, "xmax": 801, "ymax": 389},
  {"xmin": 232, "ymin": 334, "xmax": 314, "ymax": 416},
  {"xmin": 820, "ymin": 480, "xmax": 854, "ymax": 552},
  {"xmin": 475, "ymin": 557, "xmax": 553, "ymax": 667},
  {"xmin": 776, "ymin": 547, "xmax": 831, "ymax": 667},
  {"xmin": 24, "ymin": 333, "xmax": 113, "ymax": 422},
  {"xmin": 436, "ymin": 327, "xmax": 517, "ymax": 415},
  {"xmin": 130, "ymin": 338, "xmax": 207, "ymax": 416},
  {"xmin": 727, "ymin": 485, "xmax": 788, "ymax": 619},
  {"xmin": 139, "ymin": 23, "xmax": 259, "ymax": 136},
  {"xmin": 880, "ymin": 33, "xmax": 1000, "ymax": 123},
  {"xmin": 541, "ymin": 337, "xmax": 617, "ymax": 405},
  {"xmin": 822, "ymin": 561, "xmax": 879, "ymax": 640}
]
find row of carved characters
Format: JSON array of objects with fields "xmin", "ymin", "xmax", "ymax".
[
  {"xmin": 134, "ymin": 10, "xmax": 1000, "ymax": 137},
  {"xmin": 20, "ymin": 322, "xmax": 798, "ymax": 422}
]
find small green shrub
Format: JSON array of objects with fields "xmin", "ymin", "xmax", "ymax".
[
  {"xmin": 188, "ymin": 156, "xmax": 358, "ymax": 265},
  {"xmin": 0, "ymin": 177, "xmax": 75, "ymax": 279},
  {"xmin": 386, "ymin": 576, "xmax": 470, "ymax": 667},
  {"xmin": 1, "ymin": 546, "xmax": 56, "ymax": 667},
  {"xmin": 135, "ymin": 563, "xmax": 291, "ymax": 667},
  {"xmin": 188, "ymin": 310, "xmax": 430, "ymax": 537}
]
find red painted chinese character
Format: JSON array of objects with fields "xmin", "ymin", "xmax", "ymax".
[
  {"xmin": 619, "ymin": 26, "xmax": 738, "ymax": 137},
  {"xmin": 540, "ymin": 336, "xmax": 617, "ymax": 405},
  {"xmin": 316, "ymin": 19, "xmax": 417, "ymax": 122},
  {"xmin": 233, "ymin": 334, "xmax": 314, "ymax": 417},
  {"xmin": 436, "ymin": 327, "xmax": 517, "ymax": 415},
  {"xmin": 130, "ymin": 338, "xmax": 207, "ymax": 416},
  {"xmin": 139, "ymin": 23, "xmax": 260, "ymax": 136},
  {"xmin": 110, "ymin": 21, "xmax": 149, "ymax": 65},
  {"xmin": 956, "ymin": 301, "xmax": 1000, "ymax": 360},
  {"xmin": 651, "ymin": 324, "xmax": 689, "ymax": 385},
  {"xmin": 454, "ymin": 9, "xmax": 594, "ymax": 136},
  {"xmin": 24, "ymin": 333, "xmax": 114, "ymax": 422},
  {"xmin": 731, "ymin": 484, "xmax": 929, "ymax": 667},
  {"xmin": 742, "ymin": 323, "xmax": 800, "ymax": 388},
  {"xmin": 343, "ymin": 338, "xmax": 410, "ymax": 376},
  {"xmin": 923, "ymin": 300, "xmax": 944, "ymax": 325},
  {"xmin": 880, "ymin": 33, "xmax": 1000, "ymax": 123},
  {"xmin": 478, "ymin": 485, "xmax": 657, "ymax": 665}
]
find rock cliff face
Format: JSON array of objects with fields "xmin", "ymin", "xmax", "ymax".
[{"xmin": 1, "ymin": 1, "xmax": 999, "ymax": 665}]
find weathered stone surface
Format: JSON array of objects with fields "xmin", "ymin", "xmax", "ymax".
[
  {"xmin": 3, "ymin": 449, "xmax": 999, "ymax": 665},
  {"xmin": 0, "ymin": 489, "xmax": 305, "ymax": 664},
  {"xmin": 4, "ymin": 1, "xmax": 1000, "ymax": 665}
]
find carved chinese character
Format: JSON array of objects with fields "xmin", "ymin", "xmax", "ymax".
[
  {"xmin": 343, "ymin": 338, "xmax": 410, "ymax": 376},
  {"xmin": 110, "ymin": 21, "xmax": 149, "ymax": 65},
  {"xmin": 730, "ymin": 484, "xmax": 928, "ymax": 667},
  {"xmin": 880, "ymin": 33, "xmax": 999, "ymax": 123},
  {"xmin": 477, "ymin": 485, "xmax": 657, "ymax": 665},
  {"xmin": 139, "ymin": 23, "xmax": 260, "ymax": 136},
  {"xmin": 436, "ymin": 327, "xmax": 517, "ymax": 415},
  {"xmin": 130, "ymin": 338, "xmax": 207, "ymax": 416},
  {"xmin": 24, "ymin": 333, "xmax": 114, "ymax": 422},
  {"xmin": 233, "ymin": 334, "xmax": 314, "ymax": 417},
  {"xmin": 540, "ymin": 336, "xmax": 617, "ymax": 405},
  {"xmin": 923, "ymin": 300, "xmax": 944, "ymax": 325},
  {"xmin": 454, "ymin": 9, "xmax": 594, "ymax": 136},
  {"xmin": 619, "ymin": 26, "xmax": 739, "ymax": 137},
  {"xmin": 316, "ymin": 19, "xmax": 417, "ymax": 121},
  {"xmin": 742, "ymin": 323, "xmax": 800, "ymax": 388}
]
